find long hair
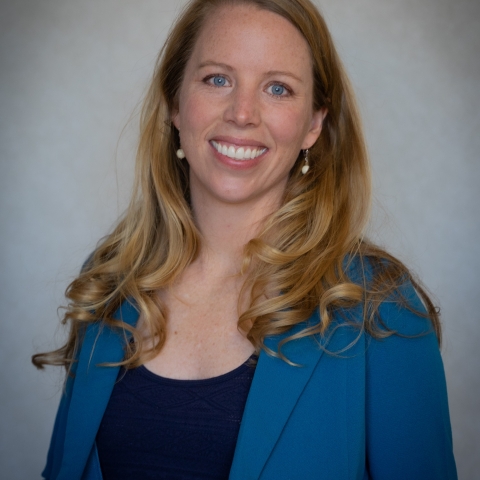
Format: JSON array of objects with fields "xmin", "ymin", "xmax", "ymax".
[{"xmin": 32, "ymin": 0, "xmax": 440, "ymax": 371}]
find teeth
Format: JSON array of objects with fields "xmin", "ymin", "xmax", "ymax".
[
  {"xmin": 235, "ymin": 147, "xmax": 244, "ymax": 159},
  {"xmin": 211, "ymin": 141, "xmax": 266, "ymax": 160}
]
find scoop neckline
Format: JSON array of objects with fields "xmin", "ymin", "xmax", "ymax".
[{"xmin": 137, "ymin": 355, "xmax": 256, "ymax": 386}]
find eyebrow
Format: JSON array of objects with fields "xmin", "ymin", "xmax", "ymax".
[
  {"xmin": 197, "ymin": 61, "xmax": 304, "ymax": 83},
  {"xmin": 264, "ymin": 70, "xmax": 303, "ymax": 83},
  {"xmin": 197, "ymin": 61, "xmax": 234, "ymax": 71}
]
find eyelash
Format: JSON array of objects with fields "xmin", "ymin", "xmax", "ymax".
[{"xmin": 203, "ymin": 75, "xmax": 293, "ymax": 98}]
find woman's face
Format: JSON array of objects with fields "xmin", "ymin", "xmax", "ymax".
[{"xmin": 172, "ymin": 4, "xmax": 325, "ymax": 209}]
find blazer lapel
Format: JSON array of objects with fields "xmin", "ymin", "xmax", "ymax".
[
  {"xmin": 57, "ymin": 300, "xmax": 139, "ymax": 480},
  {"xmin": 229, "ymin": 311, "xmax": 325, "ymax": 480}
]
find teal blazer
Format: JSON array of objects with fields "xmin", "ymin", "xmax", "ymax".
[{"xmin": 42, "ymin": 285, "xmax": 457, "ymax": 479}]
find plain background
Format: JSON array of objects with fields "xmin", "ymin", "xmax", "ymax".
[{"xmin": 1, "ymin": 0, "xmax": 479, "ymax": 478}]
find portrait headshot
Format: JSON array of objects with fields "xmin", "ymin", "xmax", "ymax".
[{"xmin": 1, "ymin": 0, "xmax": 478, "ymax": 478}]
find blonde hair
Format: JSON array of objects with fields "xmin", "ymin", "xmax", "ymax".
[{"xmin": 33, "ymin": 0, "xmax": 440, "ymax": 371}]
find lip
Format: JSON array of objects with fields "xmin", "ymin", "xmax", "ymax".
[{"xmin": 209, "ymin": 138, "xmax": 268, "ymax": 170}]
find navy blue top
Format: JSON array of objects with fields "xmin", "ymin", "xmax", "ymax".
[{"xmin": 96, "ymin": 358, "xmax": 256, "ymax": 479}]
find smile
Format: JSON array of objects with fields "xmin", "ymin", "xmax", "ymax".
[{"xmin": 210, "ymin": 141, "xmax": 267, "ymax": 161}]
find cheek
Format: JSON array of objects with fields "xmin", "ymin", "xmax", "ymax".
[
  {"xmin": 178, "ymin": 93, "xmax": 218, "ymax": 142},
  {"xmin": 266, "ymin": 105, "xmax": 312, "ymax": 148}
]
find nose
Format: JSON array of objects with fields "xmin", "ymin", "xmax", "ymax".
[{"xmin": 223, "ymin": 83, "xmax": 260, "ymax": 128}]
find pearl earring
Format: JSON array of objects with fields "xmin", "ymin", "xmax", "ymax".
[
  {"xmin": 301, "ymin": 149, "xmax": 310, "ymax": 175},
  {"xmin": 176, "ymin": 148, "xmax": 185, "ymax": 159}
]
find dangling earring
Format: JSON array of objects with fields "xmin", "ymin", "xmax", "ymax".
[
  {"xmin": 301, "ymin": 149, "xmax": 310, "ymax": 175},
  {"xmin": 176, "ymin": 148, "xmax": 185, "ymax": 159}
]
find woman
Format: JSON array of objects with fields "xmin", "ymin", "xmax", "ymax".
[{"xmin": 33, "ymin": 0, "xmax": 457, "ymax": 478}]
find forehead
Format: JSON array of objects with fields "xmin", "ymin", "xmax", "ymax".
[{"xmin": 187, "ymin": 4, "xmax": 312, "ymax": 75}]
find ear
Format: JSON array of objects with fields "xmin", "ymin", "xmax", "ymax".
[{"xmin": 301, "ymin": 107, "xmax": 328, "ymax": 150}]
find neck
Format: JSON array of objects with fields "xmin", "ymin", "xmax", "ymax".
[{"xmin": 190, "ymin": 191, "xmax": 280, "ymax": 276}]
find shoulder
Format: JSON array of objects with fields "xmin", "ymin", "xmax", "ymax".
[{"xmin": 342, "ymin": 252, "xmax": 439, "ymax": 338}]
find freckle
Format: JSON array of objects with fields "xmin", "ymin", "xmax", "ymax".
[{"xmin": 174, "ymin": 331, "xmax": 178, "ymax": 335}]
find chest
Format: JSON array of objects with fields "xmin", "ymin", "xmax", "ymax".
[
  {"xmin": 143, "ymin": 275, "xmax": 255, "ymax": 379},
  {"xmin": 96, "ymin": 361, "xmax": 256, "ymax": 479}
]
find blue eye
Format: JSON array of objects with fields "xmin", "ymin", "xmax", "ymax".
[
  {"xmin": 271, "ymin": 84, "xmax": 285, "ymax": 95},
  {"xmin": 211, "ymin": 76, "xmax": 226, "ymax": 87}
]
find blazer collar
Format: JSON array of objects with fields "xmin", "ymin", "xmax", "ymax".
[
  {"xmin": 58, "ymin": 299, "xmax": 139, "ymax": 480},
  {"xmin": 229, "ymin": 310, "xmax": 325, "ymax": 480}
]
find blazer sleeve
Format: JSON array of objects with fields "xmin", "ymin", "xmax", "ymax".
[
  {"xmin": 42, "ymin": 258, "xmax": 93, "ymax": 479},
  {"xmin": 365, "ymin": 283, "xmax": 457, "ymax": 479},
  {"xmin": 42, "ymin": 325, "xmax": 87, "ymax": 479},
  {"xmin": 42, "ymin": 363, "xmax": 78, "ymax": 479}
]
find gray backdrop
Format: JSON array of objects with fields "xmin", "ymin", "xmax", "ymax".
[{"xmin": 1, "ymin": 0, "xmax": 479, "ymax": 478}]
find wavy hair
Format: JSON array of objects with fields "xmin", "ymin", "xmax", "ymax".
[{"xmin": 32, "ymin": 0, "xmax": 440, "ymax": 371}]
